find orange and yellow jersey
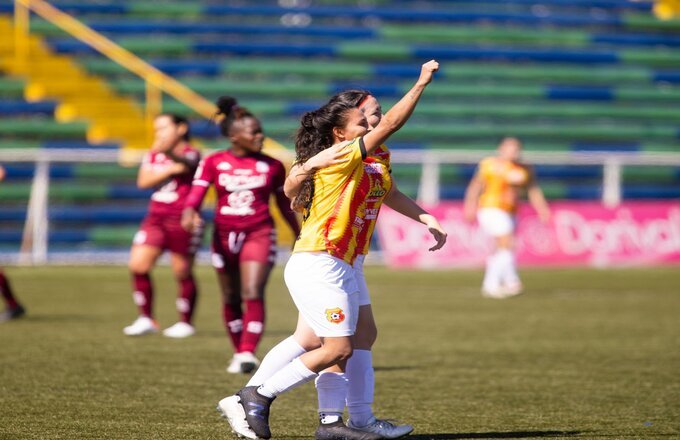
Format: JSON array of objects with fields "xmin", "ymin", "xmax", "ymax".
[
  {"xmin": 357, "ymin": 144, "xmax": 391, "ymax": 256},
  {"xmin": 477, "ymin": 157, "xmax": 533, "ymax": 213},
  {"xmin": 294, "ymin": 138, "xmax": 393, "ymax": 264}
]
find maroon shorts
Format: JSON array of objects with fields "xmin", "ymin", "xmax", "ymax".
[
  {"xmin": 133, "ymin": 214, "xmax": 204, "ymax": 256},
  {"xmin": 211, "ymin": 227, "xmax": 277, "ymax": 271}
]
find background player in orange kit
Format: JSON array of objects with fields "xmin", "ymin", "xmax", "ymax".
[
  {"xmin": 182, "ymin": 96, "xmax": 300, "ymax": 374},
  {"xmin": 123, "ymin": 114, "xmax": 203, "ymax": 337},
  {"xmin": 464, "ymin": 137, "xmax": 551, "ymax": 298}
]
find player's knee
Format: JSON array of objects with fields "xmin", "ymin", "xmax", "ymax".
[
  {"xmin": 173, "ymin": 265, "xmax": 192, "ymax": 281},
  {"xmin": 325, "ymin": 341, "xmax": 353, "ymax": 363},
  {"xmin": 240, "ymin": 284, "xmax": 263, "ymax": 301},
  {"xmin": 334, "ymin": 345, "xmax": 354, "ymax": 362},
  {"xmin": 128, "ymin": 259, "xmax": 150, "ymax": 274},
  {"xmin": 354, "ymin": 325, "xmax": 377, "ymax": 349}
]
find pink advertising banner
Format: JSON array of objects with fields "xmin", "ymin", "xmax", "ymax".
[{"xmin": 376, "ymin": 201, "xmax": 680, "ymax": 268}]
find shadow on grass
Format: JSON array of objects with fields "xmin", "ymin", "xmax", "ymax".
[{"xmin": 409, "ymin": 431, "xmax": 581, "ymax": 439}]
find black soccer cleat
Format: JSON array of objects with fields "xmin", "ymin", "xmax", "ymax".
[
  {"xmin": 0, "ymin": 304, "xmax": 25, "ymax": 323},
  {"xmin": 315, "ymin": 419, "xmax": 384, "ymax": 440},
  {"xmin": 237, "ymin": 386, "xmax": 275, "ymax": 439}
]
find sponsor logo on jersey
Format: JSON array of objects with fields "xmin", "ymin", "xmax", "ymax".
[
  {"xmin": 365, "ymin": 208, "xmax": 379, "ymax": 220},
  {"xmin": 218, "ymin": 173, "xmax": 267, "ymax": 191},
  {"xmin": 217, "ymin": 162, "xmax": 232, "ymax": 171},
  {"xmin": 325, "ymin": 307, "xmax": 345, "ymax": 324},
  {"xmin": 364, "ymin": 163, "xmax": 384, "ymax": 174}
]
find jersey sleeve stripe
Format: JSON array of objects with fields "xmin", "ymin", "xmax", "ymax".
[{"xmin": 359, "ymin": 137, "xmax": 367, "ymax": 160}]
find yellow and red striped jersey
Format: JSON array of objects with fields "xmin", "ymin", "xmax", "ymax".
[
  {"xmin": 478, "ymin": 157, "xmax": 532, "ymax": 213},
  {"xmin": 294, "ymin": 138, "xmax": 393, "ymax": 264}
]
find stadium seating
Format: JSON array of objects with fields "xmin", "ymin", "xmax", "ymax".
[{"xmin": 0, "ymin": 0, "xmax": 679, "ymax": 255}]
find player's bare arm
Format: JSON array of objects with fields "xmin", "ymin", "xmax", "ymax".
[
  {"xmin": 363, "ymin": 60, "xmax": 438, "ymax": 155},
  {"xmin": 384, "ymin": 183, "xmax": 447, "ymax": 251},
  {"xmin": 463, "ymin": 172, "xmax": 483, "ymax": 222},
  {"xmin": 284, "ymin": 144, "xmax": 351, "ymax": 198}
]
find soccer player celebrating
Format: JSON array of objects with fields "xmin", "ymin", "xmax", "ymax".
[
  {"xmin": 0, "ymin": 165, "xmax": 26, "ymax": 323},
  {"xmin": 182, "ymin": 96, "xmax": 300, "ymax": 374},
  {"xmin": 123, "ymin": 114, "xmax": 202, "ymax": 337},
  {"xmin": 218, "ymin": 60, "xmax": 440, "ymax": 440},
  {"xmin": 248, "ymin": 89, "xmax": 446, "ymax": 438},
  {"xmin": 463, "ymin": 136, "xmax": 551, "ymax": 298}
]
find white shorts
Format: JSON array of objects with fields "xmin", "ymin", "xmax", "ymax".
[
  {"xmin": 353, "ymin": 254, "xmax": 371, "ymax": 306},
  {"xmin": 284, "ymin": 252, "xmax": 360, "ymax": 337},
  {"xmin": 477, "ymin": 207, "xmax": 515, "ymax": 237}
]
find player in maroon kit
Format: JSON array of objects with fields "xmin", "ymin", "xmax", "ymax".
[
  {"xmin": 0, "ymin": 166, "xmax": 26, "ymax": 323},
  {"xmin": 182, "ymin": 96, "xmax": 300, "ymax": 374},
  {"xmin": 123, "ymin": 114, "xmax": 203, "ymax": 338}
]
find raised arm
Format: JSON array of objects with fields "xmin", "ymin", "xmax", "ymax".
[
  {"xmin": 384, "ymin": 183, "xmax": 447, "ymax": 251},
  {"xmin": 363, "ymin": 60, "xmax": 439, "ymax": 155}
]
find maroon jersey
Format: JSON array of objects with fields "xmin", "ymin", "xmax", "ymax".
[
  {"xmin": 144, "ymin": 145, "xmax": 200, "ymax": 217},
  {"xmin": 187, "ymin": 150, "xmax": 286, "ymax": 231}
]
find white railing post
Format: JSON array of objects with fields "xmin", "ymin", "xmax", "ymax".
[
  {"xmin": 19, "ymin": 159, "xmax": 50, "ymax": 265},
  {"xmin": 417, "ymin": 152, "xmax": 441, "ymax": 205},
  {"xmin": 602, "ymin": 158, "xmax": 622, "ymax": 208}
]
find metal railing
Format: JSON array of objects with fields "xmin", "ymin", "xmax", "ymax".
[
  {"xmin": 2, "ymin": 148, "xmax": 680, "ymax": 264},
  {"xmin": 12, "ymin": 0, "xmax": 216, "ymax": 135}
]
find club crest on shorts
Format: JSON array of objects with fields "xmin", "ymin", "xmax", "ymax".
[{"xmin": 325, "ymin": 307, "xmax": 345, "ymax": 324}]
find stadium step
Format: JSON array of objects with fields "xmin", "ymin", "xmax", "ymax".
[{"xmin": 0, "ymin": 16, "xmax": 148, "ymax": 150}]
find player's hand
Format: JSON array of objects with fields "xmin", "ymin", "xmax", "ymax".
[
  {"xmin": 417, "ymin": 60, "xmax": 439, "ymax": 86},
  {"xmin": 181, "ymin": 208, "xmax": 197, "ymax": 232},
  {"xmin": 539, "ymin": 209, "xmax": 551, "ymax": 224},
  {"xmin": 423, "ymin": 214, "xmax": 447, "ymax": 251},
  {"xmin": 169, "ymin": 162, "xmax": 188, "ymax": 175},
  {"xmin": 428, "ymin": 227, "xmax": 447, "ymax": 252},
  {"xmin": 463, "ymin": 206, "xmax": 476, "ymax": 223},
  {"xmin": 305, "ymin": 144, "xmax": 351, "ymax": 171}
]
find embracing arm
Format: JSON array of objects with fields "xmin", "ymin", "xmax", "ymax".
[
  {"xmin": 284, "ymin": 144, "xmax": 351, "ymax": 199},
  {"xmin": 363, "ymin": 60, "xmax": 439, "ymax": 155},
  {"xmin": 384, "ymin": 183, "xmax": 447, "ymax": 251}
]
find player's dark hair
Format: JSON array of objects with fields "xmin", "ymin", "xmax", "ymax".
[
  {"xmin": 328, "ymin": 89, "xmax": 372, "ymax": 108},
  {"xmin": 292, "ymin": 100, "xmax": 356, "ymax": 213},
  {"xmin": 215, "ymin": 96, "xmax": 257, "ymax": 137},
  {"xmin": 157, "ymin": 113, "xmax": 191, "ymax": 141}
]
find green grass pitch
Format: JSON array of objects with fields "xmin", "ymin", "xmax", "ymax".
[{"xmin": 0, "ymin": 265, "xmax": 678, "ymax": 439}]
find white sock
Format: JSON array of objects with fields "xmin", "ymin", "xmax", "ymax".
[
  {"xmin": 483, "ymin": 251, "xmax": 502, "ymax": 291},
  {"xmin": 257, "ymin": 357, "xmax": 316, "ymax": 398},
  {"xmin": 316, "ymin": 372, "xmax": 348, "ymax": 424},
  {"xmin": 247, "ymin": 336, "xmax": 306, "ymax": 387},
  {"xmin": 496, "ymin": 248, "xmax": 520, "ymax": 286},
  {"xmin": 346, "ymin": 349, "xmax": 374, "ymax": 427}
]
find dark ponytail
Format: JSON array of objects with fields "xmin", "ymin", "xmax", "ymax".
[
  {"xmin": 215, "ymin": 95, "xmax": 256, "ymax": 137},
  {"xmin": 292, "ymin": 100, "xmax": 355, "ymax": 212}
]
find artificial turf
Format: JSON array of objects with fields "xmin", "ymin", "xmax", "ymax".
[{"xmin": 0, "ymin": 265, "xmax": 678, "ymax": 439}]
